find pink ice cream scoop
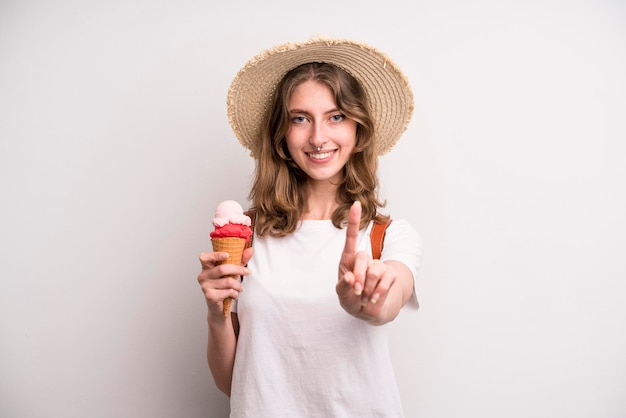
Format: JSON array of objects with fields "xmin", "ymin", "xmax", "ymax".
[{"xmin": 210, "ymin": 200, "xmax": 252, "ymax": 242}]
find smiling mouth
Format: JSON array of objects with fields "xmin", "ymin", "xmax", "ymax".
[{"xmin": 307, "ymin": 151, "xmax": 334, "ymax": 160}]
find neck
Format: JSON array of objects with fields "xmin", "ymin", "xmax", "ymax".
[{"xmin": 303, "ymin": 181, "xmax": 339, "ymax": 220}]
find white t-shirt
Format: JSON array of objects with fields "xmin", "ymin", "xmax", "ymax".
[{"xmin": 230, "ymin": 219, "xmax": 422, "ymax": 418}]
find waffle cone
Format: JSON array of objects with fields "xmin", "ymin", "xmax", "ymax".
[{"xmin": 211, "ymin": 237, "xmax": 247, "ymax": 317}]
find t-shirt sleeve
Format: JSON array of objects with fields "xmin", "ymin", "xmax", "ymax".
[{"xmin": 377, "ymin": 219, "xmax": 423, "ymax": 310}]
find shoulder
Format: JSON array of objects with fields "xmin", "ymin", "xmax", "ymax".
[
  {"xmin": 379, "ymin": 219, "xmax": 422, "ymax": 264},
  {"xmin": 385, "ymin": 219, "xmax": 422, "ymax": 244}
]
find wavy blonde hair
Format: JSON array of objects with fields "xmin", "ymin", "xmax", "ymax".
[{"xmin": 249, "ymin": 62, "xmax": 388, "ymax": 237}]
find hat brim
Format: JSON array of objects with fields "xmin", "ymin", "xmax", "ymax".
[{"xmin": 227, "ymin": 36, "xmax": 414, "ymax": 157}]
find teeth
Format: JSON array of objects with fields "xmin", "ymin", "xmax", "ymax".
[{"xmin": 309, "ymin": 152, "xmax": 332, "ymax": 160}]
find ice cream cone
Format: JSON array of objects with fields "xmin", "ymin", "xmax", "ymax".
[{"xmin": 211, "ymin": 237, "xmax": 246, "ymax": 317}]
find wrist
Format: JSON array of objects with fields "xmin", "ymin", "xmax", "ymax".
[{"xmin": 207, "ymin": 310, "xmax": 231, "ymax": 327}]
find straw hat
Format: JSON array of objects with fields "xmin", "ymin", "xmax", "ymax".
[{"xmin": 226, "ymin": 36, "xmax": 414, "ymax": 157}]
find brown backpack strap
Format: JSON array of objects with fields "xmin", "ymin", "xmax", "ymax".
[
  {"xmin": 370, "ymin": 219, "xmax": 392, "ymax": 260},
  {"xmin": 244, "ymin": 209, "xmax": 256, "ymax": 248}
]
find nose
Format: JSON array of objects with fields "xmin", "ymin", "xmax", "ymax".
[{"xmin": 308, "ymin": 122, "xmax": 327, "ymax": 148}]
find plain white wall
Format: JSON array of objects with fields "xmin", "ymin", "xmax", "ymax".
[{"xmin": 1, "ymin": 0, "xmax": 625, "ymax": 417}]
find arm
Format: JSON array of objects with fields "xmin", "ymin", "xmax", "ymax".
[
  {"xmin": 198, "ymin": 247, "xmax": 253, "ymax": 396},
  {"xmin": 206, "ymin": 312, "xmax": 238, "ymax": 396}
]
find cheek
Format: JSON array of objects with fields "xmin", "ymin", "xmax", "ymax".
[
  {"xmin": 342, "ymin": 125, "xmax": 358, "ymax": 148},
  {"xmin": 285, "ymin": 127, "xmax": 307, "ymax": 148},
  {"xmin": 284, "ymin": 132, "xmax": 300, "ymax": 158}
]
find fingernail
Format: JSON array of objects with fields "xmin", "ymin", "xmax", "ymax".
[
  {"xmin": 361, "ymin": 297, "xmax": 369, "ymax": 306},
  {"xmin": 370, "ymin": 294, "xmax": 379, "ymax": 304},
  {"xmin": 354, "ymin": 282, "xmax": 362, "ymax": 296}
]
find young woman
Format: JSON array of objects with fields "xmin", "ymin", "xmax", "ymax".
[{"xmin": 198, "ymin": 37, "xmax": 422, "ymax": 417}]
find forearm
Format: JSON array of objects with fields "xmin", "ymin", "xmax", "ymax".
[{"xmin": 206, "ymin": 314, "xmax": 238, "ymax": 396}]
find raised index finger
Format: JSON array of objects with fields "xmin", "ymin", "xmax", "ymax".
[{"xmin": 342, "ymin": 201, "xmax": 362, "ymax": 256}]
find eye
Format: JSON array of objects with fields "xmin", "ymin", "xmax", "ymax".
[
  {"xmin": 292, "ymin": 115, "xmax": 307, "ymax": 124},
  {"xmin": 330, "ymin": 114, "xmax": 345, "ymax": 122}
]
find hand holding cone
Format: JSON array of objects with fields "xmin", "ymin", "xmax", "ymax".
[{"xmin": 211, "ymin": 237, "xmax": 247, "ymax": 317}]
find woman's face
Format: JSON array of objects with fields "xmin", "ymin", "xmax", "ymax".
[{"xmin": 285, "ymin": 80, "xmax": 357, "ymax": 185}]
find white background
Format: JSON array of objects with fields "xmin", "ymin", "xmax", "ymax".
[{"xmin": 1, "ymin": 0, "xmax": 625, "ymax": 417}]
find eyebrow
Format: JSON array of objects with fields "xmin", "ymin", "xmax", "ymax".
[{"xmin": 288, "ymin": 107, "xmax": 340, "ymax": 115}]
